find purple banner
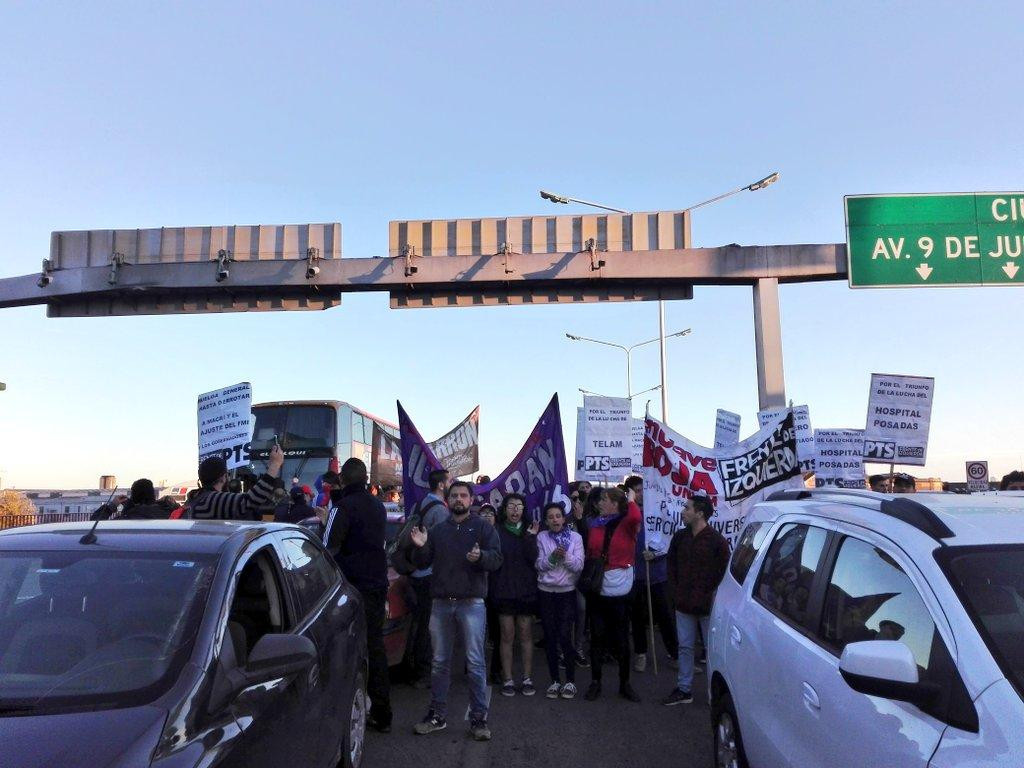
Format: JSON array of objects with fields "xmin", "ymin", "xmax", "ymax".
[{"xmin": 399, "ymin": 394, "xmax": 571, "ymax": 522}]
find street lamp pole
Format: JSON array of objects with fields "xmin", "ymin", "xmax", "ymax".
[
  {"xmin": 567, "ymin": 329, "xmax": 691, "ymax": 403},
  {"xmin": 542, "ymin": 172, "xmax": 780, "ymax": 422}
]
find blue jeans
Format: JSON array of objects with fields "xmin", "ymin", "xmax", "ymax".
[
  {"xmin": 675, "ymin": 611, "xmax": 709, "ymax": 693},
  {"xmin": 429, "ymin": 597, "xmax": 488, "ymax": 720}
]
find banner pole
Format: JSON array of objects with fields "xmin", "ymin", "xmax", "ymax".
[
  {"xmin": 645, "ymin": 553, "xmax": 658, "ymax": 676},
  {"xmin": 888, "ymin": 462, "xmax": 895, "ymax": 492}
]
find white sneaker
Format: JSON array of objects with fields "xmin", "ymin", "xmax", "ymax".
[
  {"xmin": 560, "ymin": 682, "xmax": 578, "ymax": 699},
  {"xmin": 545, "ymin": 682, "xmax": 561, "ymax": 699},
  {"xmin": 633, "ymin": 653, "xmax": 647, "ymax": 672}
]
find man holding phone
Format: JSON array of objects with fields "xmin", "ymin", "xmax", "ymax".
[
  {"xmin": 187, "ymin": 443, "xmax": 284, "ymax": 520},
  {"xmin": 409, "ymin": 481, "xmax": 502, "ymax": 741}
]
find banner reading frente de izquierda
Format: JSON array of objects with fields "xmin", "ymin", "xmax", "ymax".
[{"xmin": 642, "ymin": 412, "xmax": 803, "ymax": 555}]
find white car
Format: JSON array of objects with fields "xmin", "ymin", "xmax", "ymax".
[{"xmin": 707, "ymin": 489, "xmax": 1024, "ymax": 768}]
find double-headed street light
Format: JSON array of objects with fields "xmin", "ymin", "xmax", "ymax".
[
  {"xmin": 541, "ymin": 172, "xmax": 780, "ymax": 423},
  {"xmin": 568, "ymin": 329, "xmax": 691, "ymax": 403}
]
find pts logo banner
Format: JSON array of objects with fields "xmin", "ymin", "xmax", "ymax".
[{"xmin": 863, "ymin": 440, "xmax": 896, "ymax": 461}]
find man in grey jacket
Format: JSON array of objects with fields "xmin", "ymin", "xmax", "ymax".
[{"xmin": 409, "ymin": 480, "xmax": 502, "ymax": 742}]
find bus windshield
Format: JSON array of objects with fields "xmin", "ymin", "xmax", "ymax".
[{"xmin": 251, "ymin": 405, "xmax": 336, "ymax": 453}]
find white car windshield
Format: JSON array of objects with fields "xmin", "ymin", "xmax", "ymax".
[{"xmin": 0, "ymin": 550, "xmax": 216, "ymax": 715}]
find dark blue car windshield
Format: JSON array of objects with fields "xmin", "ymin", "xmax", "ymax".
[{"xmin": 0, "ymin": 550, "xmax": 217, "ymax": 715}]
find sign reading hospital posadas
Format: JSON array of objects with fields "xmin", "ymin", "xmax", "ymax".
[
  {"xmin": 846, "ymin": 193, "xmax": 1024, "ymax": 287},
  {"xmin": 814, "ymin": 429, "xmax": 865, "ymax": 488},
  {"xmin": 198, "ymin": 382, "xmax": 253, "ymax": 470},
  {"xmin": 863, "ymin": 374, "xmax": 934, "ymax": 466}
]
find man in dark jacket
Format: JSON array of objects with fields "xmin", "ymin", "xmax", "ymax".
[
  {"xmin": 323, "ymin": 458, "xmax": 392, "ymax": 733},
  {"xmin": 119, "ymin": 479, "xmax": 181, "ymax": 520},
  {"xmin": 186, "ymin": 445, "xmax": 282, "ymax": 520},
  {"xmin": 409, "ymin": 481, "xmax": 502, "ymax": 742},
  {"xmin": 663, "ymin": 495, "xmax": 730, "ymax": 706}
]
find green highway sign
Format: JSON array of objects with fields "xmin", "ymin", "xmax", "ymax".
[{"xmin": 846, "ymin": 193, "xmax": 1024, "ymax": 287}]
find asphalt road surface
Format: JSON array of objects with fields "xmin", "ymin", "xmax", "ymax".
[{"xmin": 366, "ymin": 657, "xmax": 714, "ymax": 768}]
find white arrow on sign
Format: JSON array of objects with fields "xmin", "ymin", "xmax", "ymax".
[
  {"xmin": 916, "ymin": 263, "xmax": 933, "ymax": 281},
  {"xmin": 1003, "ymin": 262, "xmax": 1019, "ymax": 279}
]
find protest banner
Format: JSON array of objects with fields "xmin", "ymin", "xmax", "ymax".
[
  {"xmin": 642, "ymin": 412, "xmax": 802, "ymax": 554},
  {"xmin": 370, "ymin": 422, "xmax": 402, "ymax": 487},
  {"xmin": 814, "ymin": 429, "xmax": 866, "ymax": 488},
  {"xmin": 714, "ymin": 410, "xmax": 741, "ymax": 449},
  {"xmin": 578, "ymin": 396, "xmax": 633, "ymax": 482},
  {"xmin": 429, "ymin": 406, "xmax": 480, "ymax": 478},
  {"xmin": 631, "ymin": 418, "xmax": 645, "ymax": 475},
  {"xmin": 758, "ymin": 405, "xmax": 814, "ymax": 471},
  {"xmin": 862, "ymin": 374, "xmax": 934, "ymax": 466},
  {"xmin": 966, "ymin": 461, "xmax": 989, "ymax": 493},
  {"xmin": 400, "ymin": 395, "xmax": 570, "ymax": 522},
  {"xmin": 197, "ymin": 382, "xmax": 252, "ymax": 470}
]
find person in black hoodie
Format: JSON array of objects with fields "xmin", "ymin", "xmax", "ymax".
[
  {"xmin": 323, "ymin": 458, "xmax": 392, "ymax": 733},
  {"xmin": 409, "ymin": 481, "xmax": 502, "ymax": 742},
  {"xmin": 94, "ymin": 479, "xmax": 181, "ymax": 520},
  {"xmin": 490, "ymin": 493, "xmax": 540, "ymax": 697}
]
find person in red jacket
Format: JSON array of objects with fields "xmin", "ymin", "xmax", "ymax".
[{"xmin": 582, "ymin": 486, "xmax": 643, "ymax": 703}]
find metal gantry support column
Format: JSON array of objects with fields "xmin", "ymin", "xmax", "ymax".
[{"xmin": 752, "ymin": 277, "xmax": 787, "ymax": 409}]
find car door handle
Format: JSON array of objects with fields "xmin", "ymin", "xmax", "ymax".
[
  {"xmin": 802, "ymin": 682, "xmax": 820, "ymax": 710},
  {"xmin": 729, "ymin": 626, "xmax": 742, "ymax": 647}
]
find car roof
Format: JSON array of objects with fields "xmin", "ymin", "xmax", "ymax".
[
  {"xmin": 751, "ymin": 490, "xmax": 1024, "ymax": 548},
  {"xmin": 0, "ymin": 520, "xmax": 306, "ymax": 555}
]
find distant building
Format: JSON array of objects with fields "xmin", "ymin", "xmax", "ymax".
[{"xmin": 19, "ymin": 483, "xmax": 192, "ymax": 518}]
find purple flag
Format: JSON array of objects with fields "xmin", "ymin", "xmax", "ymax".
[
  {"xmin": 398, "ymin": 401, "xmax": 443, "ymax": 515},
  {"xmin": 399, "ymin": 395, "xmax": 571, "ymax": 522}
]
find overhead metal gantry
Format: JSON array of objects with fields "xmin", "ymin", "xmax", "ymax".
[{"xmin": 0, "ymin": 216, "xmax": 848, "ymax": 409}]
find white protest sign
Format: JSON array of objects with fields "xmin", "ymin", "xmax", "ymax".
[
  {"xmin": 642, "ymin": 411, "xmax": 803, "ymax": 554},
  {"xmin": 198, "ymin": 382, "xmax": 253, "ymax": 470},
  {"xmin": 631, "ymin": 419, "xmax": 645, "ymax": 475},
  {"xmin": 579, "ymin": 396, "xmax": 633, "ymax": 482},
  {"xmin": 758, "ymin": 405, "xmax": 814, "ymax": 471},
  {"xmin": 714, "ymin": 409, "xmax": 741, "ymax": 449},
  {"xmin": 966, "ymin": 461, "xmax": 989, "ymax": 493},
  {"xmin": 862, "ymin": 374, "xmax": 934, "ymax": 466},
  {"xmin": 814, "ymin": 429, "xmax": 866, "ymax": 488}
]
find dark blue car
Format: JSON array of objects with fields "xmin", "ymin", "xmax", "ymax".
[{"xmin": 0, "ymin": 520, "xmax": 368, "ymax": 767}]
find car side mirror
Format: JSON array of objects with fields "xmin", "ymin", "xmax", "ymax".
[
  {"xmin": 209, "ymin": 632, "xmax": 316, "ymax": 713},
  {"xmin": 839, "ymin": 640, "xmax": 939, "ymax": 705},
  {"xmin": 244, "ymin": 633, "xmax": 317, "ymax": 681}
]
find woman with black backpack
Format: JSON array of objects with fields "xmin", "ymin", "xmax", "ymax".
[{"xmin": 578, "ymin": 486, "xmax": 642, "ymax": 702}]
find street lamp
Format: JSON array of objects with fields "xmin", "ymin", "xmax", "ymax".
[
  {"xmin": 580, "ymin": 384, "xmax": 662, "ymax": 401},
  {"xmin": 567, "ymin": 329, "xmax": 691, "ymax": 400},
  {"xmin": 541, "ymin": 172, "xmax": 780, "ymax": 423}
]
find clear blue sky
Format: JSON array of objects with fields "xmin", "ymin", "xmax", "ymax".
[{"xmin": 1, "ymin": 1, "xmax": 1021, "ymax": 489}]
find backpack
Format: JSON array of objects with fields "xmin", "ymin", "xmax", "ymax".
[{"xmin": 388, "ymin": 498, "xmax": 445, "ymax": 576}]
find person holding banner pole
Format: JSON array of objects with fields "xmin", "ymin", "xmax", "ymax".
[{"xmin": 581, "ymin": 487, "xmax": 643, "ymax": 703}]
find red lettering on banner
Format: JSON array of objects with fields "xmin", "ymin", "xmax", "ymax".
[
  {"xmin": 671, "ymin": 463, "xmax": 690, "ymax": 486},
  {"xmin": 691, "ymin": 472, "xmax": 717, "ymax": 497},
  {"xmin": 652, "ymin": 446, "xmax": 673, "ymax": 477}
]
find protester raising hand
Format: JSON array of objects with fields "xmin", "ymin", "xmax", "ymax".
[
  {"xmin": 527, "ymin": 519, "xmax": 541, "ymax": 536},
  {"xmin": 411, "ymin": 526, "xmax": 428, "ymax": 548}
]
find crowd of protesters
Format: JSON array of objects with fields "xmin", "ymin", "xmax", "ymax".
[{"xmin": 87, "ymin": 449, "xmax": 1024, "ymax": 742}]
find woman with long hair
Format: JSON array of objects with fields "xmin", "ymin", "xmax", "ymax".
[
  {"xmin": 581, "ymin": 485, "xmax": 643, "ymax": 702},
  {"xmin": 490, "ymin": 493, "xmax": 540, "ymax": 696}
]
